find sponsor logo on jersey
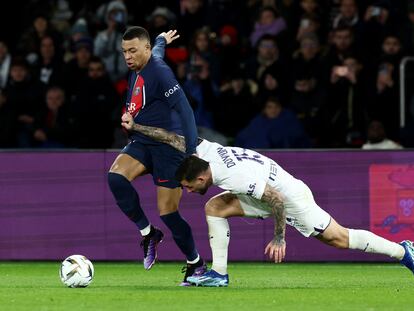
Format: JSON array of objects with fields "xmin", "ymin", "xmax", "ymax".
[
  {"xmin": 247, "ymin": 183, "xmax": 256, "ymax": 196},
  {"xmin": 164, "ymin": 84, "xmax": 180, "ymax": 97}
]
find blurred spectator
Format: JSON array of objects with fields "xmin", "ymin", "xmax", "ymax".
[
  {"xmin": 332, "ymin": 0, "xmax": 360, "ymax": 29},
  {"xmin": 290, "ymin": 33, "xmax": 325, "ymax": 145},
  {"xmin": 33, "ymin": 86, "xmax": 74, "ymax": 148},
  {"xmin": 321, "ymin": 56, "xmax": 368, "ymax": 147},
  {"xmin": 215, "ymin": 72, "xmax": 256, "ymax": 138},
  {"xmin": 235, "ymin": 96, "xmax": 310, "ymax": 148},
  {"xmin": 73, "ymin": 56, "xmax": 119, "ymax": 148},
  {"xmin": 256, "ymin": 64, "xmax": 290, "ymax": 108},
  {"xmin": 0, "ymin": 89, "xmax": 17, "ymax": 147},
  {"xmin": 296, "ymin": 13, "xmax": 321, "ymax": 43},
  {"xmin": 0, "ymin": 41, "xmax": 11, "ymax": 88},
  {"xmin": 216, "ymin": 25, "xmax": 242, "ymax": 81},
  {"xmin": 63, "ymin": 37, "xmax": 93, "ymax": 102},
  {"xmin": 17, "ymin": 14, "xmax": 63, "ymax": 65},
  {"xmin": 400, "ymin": 1, "xmax": 414, "ymax": 54},
  {"xmin": 33, "ymin": 36, "xmax": 64, "ymax": 87},
  {"xmin": 362, "ymin": 2, "xmax": 394, "ymax": 60},
  {"xmin": 5, "ymin": 59, "xmax": 46, "ymax": 147},
  {"xmin": 64, "ymin": 18, "xmax": 90, "ymax": 62},
  {"xmin": 189, "ymin": 28, "xmax": 220, "ymax": 84},
  {"xmin": 250, "ymin": 6, "xmax": 287, "ymax": 47},
  {"xmin": 183, "ymin": 55, "xmax": 219, "ymax": 129},
  {"xmin": 94, "ymin": 0, "xmax": 128, "ymax": 82},
  {"xmin": 367, "ymin": 34, "xmax": 403, "ymax": 140},
  {"xmin": 322, "ymin": 25, "xmax": 356, "ymax": 73},
  {"xmin": 50, "ymin": 0, "xmax": 73, "ymax": 33},
  {"xmin": 178, "ymin": 0, "xmax": 207, "ymax": 43},
  {"xmin": 245, "ymin": 34, "xmax": 280, "ymax": 81},
  {"xmin": 362, "ymin": 120, "xmax": 402, "ymax": 149},
  {"xmin": 146, "ymin": 7, "xmax": 177, "ymax": 39}
]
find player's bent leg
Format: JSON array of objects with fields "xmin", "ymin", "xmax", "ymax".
[
  {"xmin": 109, "ymin": 153, "xmax": 147, "ymax": 181},
  {"xmin": 205, "ymin": 191, "xmax": 245, "ymax": 218},
  {"xmin": 157, "ymin": 186, "xmax": 205, "ymax": 285},
  {"xmin": 108, "ymin": 154, "xmax": 162, "ymax": 270},
  {"xmin": 314, "ymin": 218, "xmax": 349, "ymax": 249},
  {"xmin": 188, "ymin": 192, "xmax": 242, "ymax": 286}
]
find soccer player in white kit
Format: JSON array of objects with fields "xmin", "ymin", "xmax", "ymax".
[{"xmin": 121, "ymin": 112, "xmax": 414, "ymax": 287}]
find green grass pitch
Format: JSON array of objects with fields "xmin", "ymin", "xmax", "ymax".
[{"xmin": 0, "ymin": 262, "xmax": 412, "ymax": 311}]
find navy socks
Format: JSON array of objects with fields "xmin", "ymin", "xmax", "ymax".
[
  {"xmin": 107, "ymin": 172, "xmax": 150, "ymax": 230},
  {"xmin": 161, "ymin": 211, "xmax": 199, "ymax": 261}
]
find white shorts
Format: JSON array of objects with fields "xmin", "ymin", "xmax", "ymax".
[{"xmin": 236, "ymin": 182, "xmax": 331, "ymax": 237}]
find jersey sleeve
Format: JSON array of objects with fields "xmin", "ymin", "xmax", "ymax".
[
  {"xmin": 152, "ymin": 36, "xmax": 166, "ymax": 59},
  {"xmin": 157, "ymin": 67, "xmax": 198, "ymax": 154}
]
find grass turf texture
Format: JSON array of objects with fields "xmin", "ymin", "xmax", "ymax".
[{"xmin": 0, "ymin": 262, "xmax": 412, "ymax": 311}]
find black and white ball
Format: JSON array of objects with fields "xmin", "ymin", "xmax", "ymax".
[{"xmin": 60, "ymin": 255, "xmax": 94, "ymax": 288}]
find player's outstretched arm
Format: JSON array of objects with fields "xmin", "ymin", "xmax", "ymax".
[
  {"xmin": 152, "ymin": 30, "xmax": 180, "ymax": 58},
  {"xmin": 121, "ymin": 112, "xmax": 186, "ymax": 153},
  {"xmin": 158, "ymin": 30, "xmax": 180, "ymax": 44},
  {"xmin": 261, "ymin": 184, "xmax": 286, "ymax": 263}
]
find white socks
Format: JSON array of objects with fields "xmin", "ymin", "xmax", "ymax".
[
  {"xmin": 140, "ymin": 224, "xmax": 151, "ymax": 236},
  {"xmin": 348, "ymin": 229, "xmax": 405, "ymax": 260},
  {"xmin": 207, "ymin": 215, "xmax": 230, "ymax": 275}
]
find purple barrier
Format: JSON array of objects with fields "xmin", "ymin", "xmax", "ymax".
[{"xmin": 1, "ymin": 150, "xmax": 414, "ymax": 262}]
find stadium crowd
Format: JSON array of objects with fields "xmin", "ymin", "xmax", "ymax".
[{"xmin": 0, "ymin": 0, "xmax": 414, "ymax": 149}]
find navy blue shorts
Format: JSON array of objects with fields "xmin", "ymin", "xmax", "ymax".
[{"xmin": 122, "ymin": 141, "xmax": 185, "ymax": 188}]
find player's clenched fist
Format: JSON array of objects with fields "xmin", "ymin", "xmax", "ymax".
[{"xmin": 121, "ymin": 112, "xmax": 135, "ymax": 131}]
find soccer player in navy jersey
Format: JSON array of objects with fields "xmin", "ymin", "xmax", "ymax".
[{"xmin": 107, "ymin": 27, "xmax": 206, "ymax": 285}]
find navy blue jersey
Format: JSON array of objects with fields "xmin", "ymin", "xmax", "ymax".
[{"xmin": 125, "ymin": 36, "xmax": 197, "ymax": 154}]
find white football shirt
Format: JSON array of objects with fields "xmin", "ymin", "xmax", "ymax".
[{"xmin": 196, "ymin": 140, "xmax": 302, "ymax": 201}]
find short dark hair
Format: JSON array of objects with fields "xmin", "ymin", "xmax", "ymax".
[
  {"xmin": 123, "ymin": 26, "xmax": 150, "ymax": 41},
  {"xmin": 175, "ymin": 156, "xmax": 210, "ymax": 182}
]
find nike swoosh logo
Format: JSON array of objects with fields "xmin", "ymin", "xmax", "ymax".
[{"xmin": 157, "ymin": 178, "xmax": 170, "ymax": 183}]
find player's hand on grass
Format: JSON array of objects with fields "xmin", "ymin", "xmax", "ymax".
[
  {"xmin": 121, "ymin": 112, "xmax": 135, "ymax": 131},
  {"xmin": 159, "ymin": 30, "xmax": 180, "ymax": 44},
  {"xmin": 265, "ymin": 238, "xmax": 286, "ymax": 263}
]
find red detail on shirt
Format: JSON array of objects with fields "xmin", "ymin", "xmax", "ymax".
[{"xmin": 128, "ymin": 75, "xmax": 145, "ymax": 117}]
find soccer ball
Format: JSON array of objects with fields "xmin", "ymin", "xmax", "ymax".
[{"xmin": 60, "ymin": 255, "xmax": 94, "ymax": 288}]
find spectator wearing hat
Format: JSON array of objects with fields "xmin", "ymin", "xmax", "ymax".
[
  {"xmin": 216, "ymin": 25, "xmax": 242, "ymax": 82},
  {"xmin": 63, "ymin": 18, "xmax": 90, "ymax": 62},
  {"xmin": 94, "ymin": 0, "xmax": 128, "ymax": 82},
  {"xmin": 146, "ymin": 7, "xmax": 177, "ymax": 40}
]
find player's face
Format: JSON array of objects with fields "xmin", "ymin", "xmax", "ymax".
[
  {"xmin": 122, "ymin": 38, "xmax": 151, "ymax": 71},
  {"xmin": 181, "ymin": 178, "xmax": 209, "ymax": 195}
]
